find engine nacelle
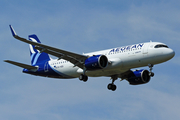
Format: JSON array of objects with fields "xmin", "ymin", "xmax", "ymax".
[
  {"xmin": 127, "ymin": 69, "xmax": 151, "ymax": 85},
  {"xmin": 85, "ymin": 55, "xmax": 108, "ymax": 70}
]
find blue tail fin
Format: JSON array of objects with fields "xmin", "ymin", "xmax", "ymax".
[{"xmin": 29, "ymin": 34, "xmax": 50, "ymax": 65}]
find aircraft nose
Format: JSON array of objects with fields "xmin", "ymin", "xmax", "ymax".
[
  {"xmin": 172, "ymin": 50, "xmax": 175, "ymax": 57},
  {"xmin": 166, "ymin": 49, "xmax": 175, "ymax": 59}
]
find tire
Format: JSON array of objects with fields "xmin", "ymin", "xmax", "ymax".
[
  {"xmin": 107, "ymin": 84, "xmax": 112, "ymax": 90},
  {"xmin": 83, "ymin": 75, "xmax": 88, "ymax": 82},
  {"xmin": 111, "ymin": 84, "xmax": 117, "ymax": 91},
  {"xmin": 79, "ymin": 74, "xmax": 84, "ymax": 80}
]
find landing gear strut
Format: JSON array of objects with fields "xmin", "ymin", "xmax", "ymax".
[
  {"xmin": 148, "ymin": 64, "xmax": 154, "ymax": 77},
  {"xmin": 107, "ymin": 75, "xmax": 118, "ymax": 91}
]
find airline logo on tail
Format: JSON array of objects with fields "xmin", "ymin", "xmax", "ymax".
[
  {"xmin": 28, "ymin": 35, "xmax": 50, "ymax": 65},
  {"xmin": 29, "ymin": 37, "xmax": 40, "ymax": 54}
]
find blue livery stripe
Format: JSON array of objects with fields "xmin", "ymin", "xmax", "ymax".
[{"xmin": 28, "ymin": 34, "xmax": 50, "ymax": 66}]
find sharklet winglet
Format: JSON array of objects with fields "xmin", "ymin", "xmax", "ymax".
[{"xmin": 9, "ymin": 25, "xmax": 17, "ymax": 37}]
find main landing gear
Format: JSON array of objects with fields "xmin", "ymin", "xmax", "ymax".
[
  {"xmin": 79, "ymin": 68, "xmax": 88, "ymax": 82},
  {"xmin": 79, "ymin": 74, "xmax": 88, "ymax": 82},
  {"xmin": 107, "ymin": 75, "xmax": 118, "ymax": 91},
  {"xmin": 148, "ymin": 64, "xmax": 154, "ymax": 77}
]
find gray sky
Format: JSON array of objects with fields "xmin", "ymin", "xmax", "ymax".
[{"xmin": 1, "ymin": 0, "xmax": 180, "ymax": 120}]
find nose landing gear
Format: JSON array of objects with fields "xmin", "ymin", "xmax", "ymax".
[{"xmin": 148, "ymin": 64, "xmax": 154, "ymax": 77}]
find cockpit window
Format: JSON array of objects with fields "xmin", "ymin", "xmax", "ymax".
[{"xmin": 154, "ymin": 44, "xmax": 168, "ymax": 48}]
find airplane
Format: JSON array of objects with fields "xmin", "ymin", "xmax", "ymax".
[{"xmin": 4, "ymin": 25, "xmax": 175, "ymax": 91}]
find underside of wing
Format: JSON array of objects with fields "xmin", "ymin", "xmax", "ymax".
[{"xmin": 118, "ymin": 70, "xmax": 133, "ymax": 80}]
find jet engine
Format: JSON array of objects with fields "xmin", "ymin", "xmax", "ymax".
[
  {"xmin": 85, "ymin": 55, "xmax": 108, "ymax": 70},
  {"xmin": 127, "ymin": 69, "xmax": 151, "ymax": 85}
]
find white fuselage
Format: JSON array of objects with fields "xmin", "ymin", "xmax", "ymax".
[{"xmin": 48, "ymin": 42, "xmax": 175, "ymax": 78}]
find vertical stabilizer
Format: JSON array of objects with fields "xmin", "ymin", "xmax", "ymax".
[{"xmin": 29, "ymin": 35, "xmax": 50, "ymax": 65}]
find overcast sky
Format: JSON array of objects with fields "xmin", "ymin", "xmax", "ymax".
[{"xmin": 1, "ymin": 0, "xmax": 180, "ymax": 120}]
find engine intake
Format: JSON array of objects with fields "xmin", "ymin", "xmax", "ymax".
[
  {"xmin": 127, "ymin": 69, "xmax": 151, "ymax": 85},
  {"xmin": 85, "ymin": 55, "xmax": 108, "ymax": 70}
]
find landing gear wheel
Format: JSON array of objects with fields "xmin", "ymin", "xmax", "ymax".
[
  {"xmin": 107, "ymin": 83, "xmax": 117, "ymax": 91},
  {"xmin": 83, "ymin": 75, "xmax": 88, "ymax": 82},
  {"xmin": 107, "ymin": 84, "xmax": 112, "ymax": 90},
  {"xmin": 79, "ymin": 74, "xmax": 88, "ymax": 82},
  {"xmin": 107, "ymin": 75, "xmax": 118, "ymax": 91},
  {"xmin": 111, "ymin": 84, "xmax": 117, "ymax": 91},
  {"xmin": 149, "ymin": 72, "xmax": 154, "ymax": 77},
  {"xmin": 79, "ymin": 74, "xmax": 84, "ymax": 81}
]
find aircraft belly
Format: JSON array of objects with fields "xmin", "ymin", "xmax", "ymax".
[
  {"xmin": 85, "ymin": 68, "xmax": 128, "ymax": 77},
  {"xmin": 121, "ymin": 54, "xmax": 144, "ymax": 69}
]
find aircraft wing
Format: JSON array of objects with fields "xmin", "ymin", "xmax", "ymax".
[
  {"xmin": 9, "ymin": 25, "xmax": 88, "ymax": 69},
  {"xmin": 4, "ymin": 60, "xmax": 38, "ymax": 70},
  {"xmin": 118, "ymin": 70, "xmax": 134, "ymax": 80}
]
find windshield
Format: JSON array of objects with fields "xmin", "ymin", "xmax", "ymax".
[{"xmin": 154, "ymin": 44, "xmax": 168, "ymax": 48}]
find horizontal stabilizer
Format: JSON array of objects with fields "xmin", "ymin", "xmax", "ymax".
[{"xmin": 4, "ymin": 60, "xmax": 38, "ymax": 70}]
